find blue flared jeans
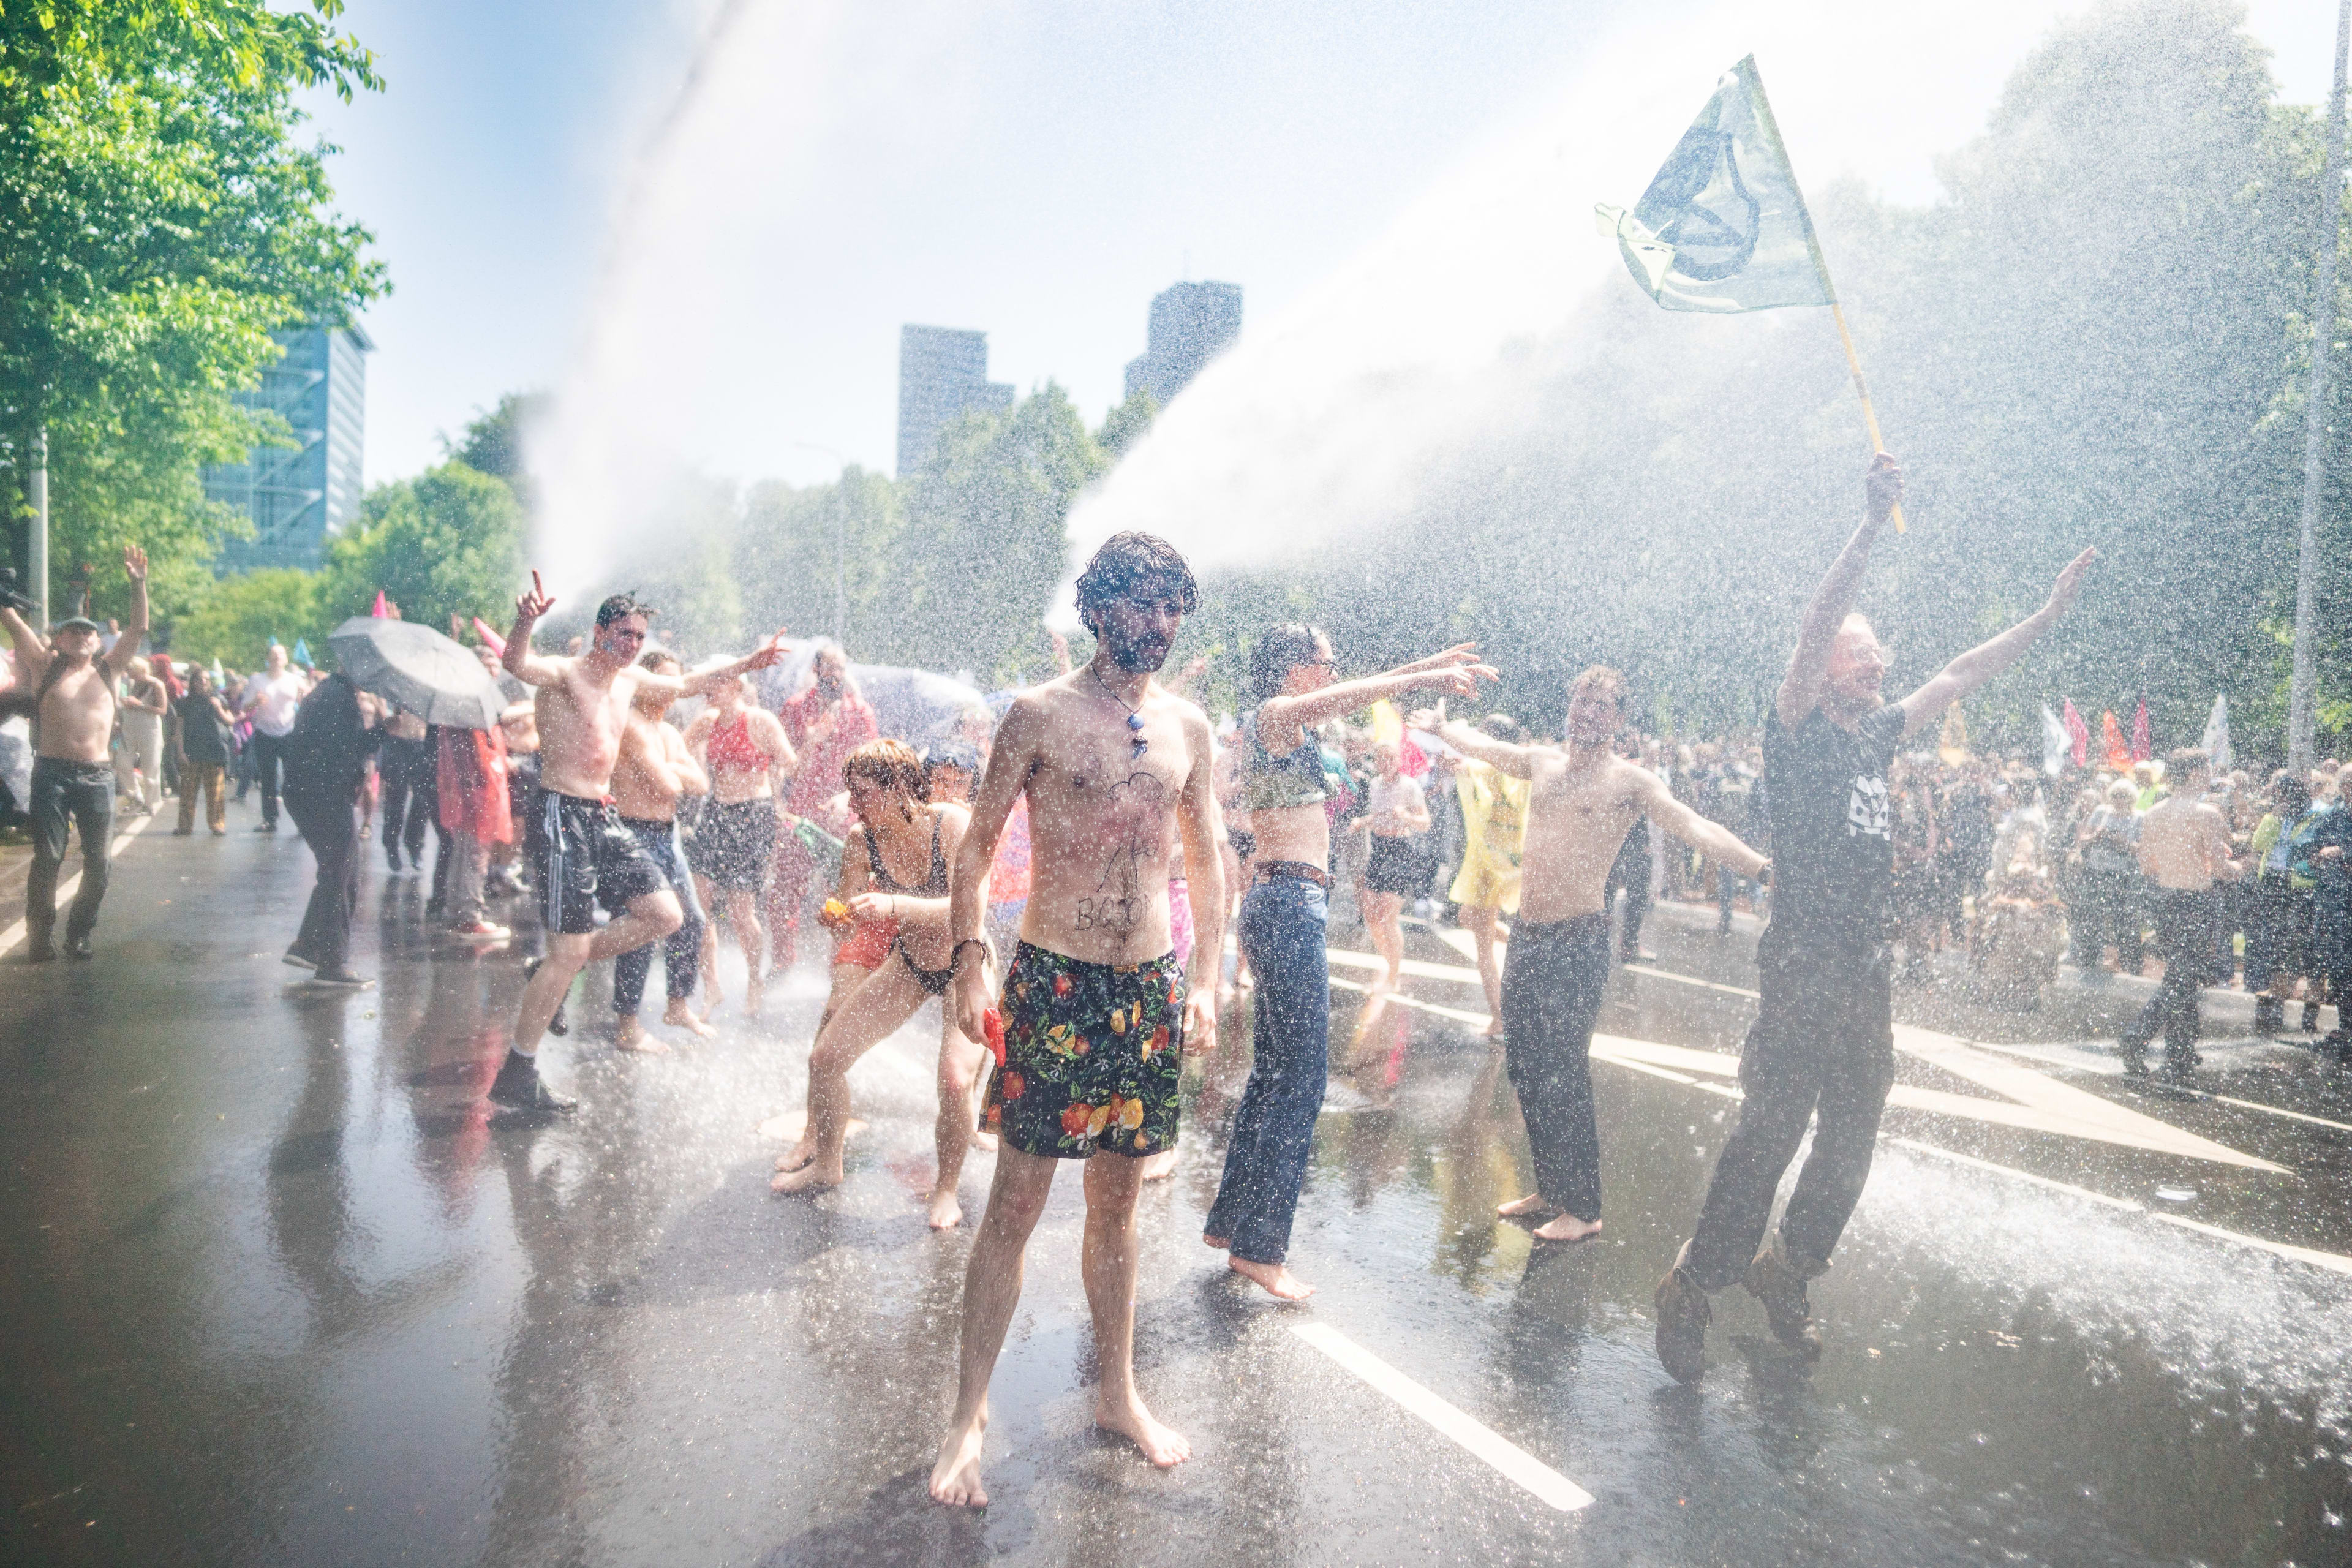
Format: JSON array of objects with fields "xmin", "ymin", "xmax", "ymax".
[{"xmin": 1206, "ymin": 877, "xmax": 1330, "ymax": 1265}]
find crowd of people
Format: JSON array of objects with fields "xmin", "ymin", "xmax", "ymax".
[{"xmin": 21, "ymin": 448, "xmax": 2332, "ymax": 1506}]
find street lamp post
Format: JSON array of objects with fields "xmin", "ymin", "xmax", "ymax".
[{"xmin": 2288, "ymin": 0, "xmax": 2352, "ymax": 772}]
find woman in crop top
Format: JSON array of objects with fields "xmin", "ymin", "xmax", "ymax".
[
  {"xmin": 684, "ymin": 673, "xmax": 797, "ymax": 1016},
  {"xmin": 774, "ymin": 739, "xmax": 994, "ymax": 1231},
  {"xmin": 1201, "ymin": 623, "xmax": 1495, "ymax": 1301}
]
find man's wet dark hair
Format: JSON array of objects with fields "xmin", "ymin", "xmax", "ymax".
[
  {"xmin": 1249, "ymin": 623, "xmax": 1329, "ymax": 701},
  {"xmin": 1072, "ymin": 532, "xmax": 1199, "ymax": 633},
  {"xmin": 597, "ymin": 592, "xmax": 653, "ymax": 629}
]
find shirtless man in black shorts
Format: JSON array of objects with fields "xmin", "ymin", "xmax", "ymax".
[
  {"xmin": 927, "ymin": 533, "xmax": 1226, "ymax": 1507},
  {"xmin": 489, "ymin": 579, "xmax": 785, "ymax": 1110}
]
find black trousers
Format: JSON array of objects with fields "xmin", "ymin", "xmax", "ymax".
[
  {"xmin": 1606, "ymin": 820, "xmax": 1652, "ymax": 954},
  {"xmin": 1683, "ymin": 932, "xmax": 1895, "ymax": 1289},
  {"xmin": 286, "ymin": 794, "xmax": 362, "ymax": 972},
  {"xmin": 2122, "ymin": 888, "xmax": 2222, "ymax": 1060},
  {"xmin": 27, "ymin": 757, "xmax": 115, "ymax": 944},
  {"xmin": 1500, "ymin": 913, "xmax": 1613, "ymax": 1221},
  {"xmin": 377, "ymin": 736, "xmax": 434, "ymax": 867},
  {"xmin": 249, "ymin": 730, "xmax": 291, "ymax": 826},
  {"xmin": 612, "ymin": 820, "xmax": 703, "ymax": 1015}
]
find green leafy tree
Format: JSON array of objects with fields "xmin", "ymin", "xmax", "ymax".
[
  {"xmin": 171, "ymin": 567, "xmax": 324, "ymax": 670},
  {"xmin": 1098, "ymin": 390, "xmax": 1158, "ymax": 458},
  {"xmin": 0, "ymin": 0, "xmax": 384, "ymax": 617},
  {"xmin": 319, "ymin": 462, "xmax": 527, "ymax": 639}
]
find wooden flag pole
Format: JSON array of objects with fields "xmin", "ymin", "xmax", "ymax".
[{"xmin": 1828, "ymin": 300, "xmax": 1905, "ymax": 533}]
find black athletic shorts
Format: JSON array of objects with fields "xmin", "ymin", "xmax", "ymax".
[
  {"xmin": 687, "ymin": 796, "xmax": 778, "ymax": 892},
  {"xmin": 1364, "ymin": 834, "xmax": 1424, "ymax": 896},
  {"xmin": 533, "ymin": 791, "xmax": 666, "ymax": 936}
]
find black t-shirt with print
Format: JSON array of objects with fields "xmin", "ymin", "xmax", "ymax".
[{"xmin": 1762, "ymin": 701, "xmax": 1907, "ymax": 951}]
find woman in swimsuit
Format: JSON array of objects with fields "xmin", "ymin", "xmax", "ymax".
[
  {"xmin": 1201, "ymin": 625, "xmax": 1493, "ymax": 1300},
  {"xmin": 684, "ymin": 673, "xmax": 797, "ymax": 1016},
  {"xmin": 774, "ymin": 739, "xmax": 993, "ymax": 1230}
]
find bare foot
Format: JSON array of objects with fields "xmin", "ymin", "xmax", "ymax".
[
  {"xmin": 968, "ymin": 1126, "xmax": 999, "ymax": 1154},
  {"xmin": 1095, "ymin": 1393, "xmax": 1191, "ymax": 1468},
  {"xmin": 928, "ymin": 1412, "xmax": 989, "ymax": 1507},
  {"xmin": 775, "ymin": 1139, "xmax": 816, "ymax": 1174},
  {"xmin": 1138, "ymin": 1148, "xmax": 1178, "ymax": 1182},
  {"xmin": 1202, "ymin": 1232, "xmax": 1229, "ymax": 1250},
  {"xmin": 744, "ymin": 974, "xmax": 765, "ymax": 1016},
  {"xmin": 1228, "ymin": 1256, "xmax": 1315, "ymax": 1300},
  {"xmin": 771, "ymin": 1161, "xmax": 842, "ymax": 1195},
  {"xmin": 1530, "ymin": 1213, "xmax": 1603, "ymax": 1243},
  {"xmin": 926, "ymin": 1188, "xmax": 963, "ymax": 1230},
  {"xmin": 663, "ymin": 1001, "xmax": 716, "ymax": 1039},
  {"xmin": 613, "ymin": 1016, "xmax": 673, "ymax": 1055},
  {"xmin": 1496, "ymin": 1193, "xmax": 1552, "ymax": 1219},
  {"xmin": 1483, "ymin": 1016, "xmax": 1505, "ymax": 1039}
]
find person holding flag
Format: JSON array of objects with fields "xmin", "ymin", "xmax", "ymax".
[{"xmin": 1650, "ymin": 453, "xmax": 2095, "ymax": 1384}]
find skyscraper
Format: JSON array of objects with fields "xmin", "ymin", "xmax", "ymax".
[
  {"xmin": 1122, "ymin": 281, "xmax": 1243, "ymax": 409},
  {"xmin": 204, "ymin": 323, "xmax": 371, "ymax": 573},
  {"xmin": 897, "ymin": 325, "xmax": 1016, "ymax": 476}
]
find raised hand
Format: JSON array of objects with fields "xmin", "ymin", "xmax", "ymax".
[
  {"xmin": 1431, "ymin": 663, "xmax": 1501, "ymax": 700},
  {"xmin": 121, "ymin": 543, "xmax": 148, "ymax": 582},
  {"xmin": 516, "ymin": 570, "xmax": 554, "ymax": 623},
  {"xmin": 1865, "ymin": 453, "xmax": 1904, "ymax": 523},
  {"xmin": 2043, "ymin": 547, "xmax": 2097, "ymax": 616},
  {"xmin": 743, "ymin": 628, "xmax": 790, "ymax": 671},
  {"xmin": 1404, "ymin": 641, "xmax": 1483, "ymax": 676}
]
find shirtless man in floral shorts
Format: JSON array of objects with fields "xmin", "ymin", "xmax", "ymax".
[{"xmin": 926, "ymin": 532, "xmax": 1227, "ymax": 1508}]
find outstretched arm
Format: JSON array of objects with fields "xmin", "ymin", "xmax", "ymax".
[
  {"xmin": 1638, "ymin": 769, "xmax": 1769, "ymax": 880},
  {"xmin": 101, "ymin": 545, "xmax": 148, "ymax": 679},
  {"xmin": 1897, "ymin": 548, "xmax": 2096, "ymax": 738},
  {"xmin": 504, "ymin": 572, "xmax": 568, "ymax": 687},
  {"xmin": 1436, "ymin": 719, "xmax": 1542, "ymax": 780},
  {"xmin": 0, "ymin": 605, "xmax": 50, "ymax": 676},
  {"xmin": 636, "ymin": 631, "xmax": 790, "ymax": 702},
  {"xmin": 1778, "ymin": 455, "xmax": 1902, "ymax": 729},
  {"xmin": 1259, "ymin": 644, "xmax": 1498, "ymax": 756}
]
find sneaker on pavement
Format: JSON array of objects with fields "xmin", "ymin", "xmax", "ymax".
[
  {"xmin": 311, "ymin": 967, "xmax": 374, "ymax": 989},
  {"xmin": 24, "ymin": 937, "xmax": 56, "ymax": 963},
  {"xmin": 1654, "ymin": 1250, "xmax": 1711, "ymax": 1385},
  {"xmin": 1743, "ymin": 1234, "xmax": 1823, "ymax": 1360},
  {"xmin": 283, "ymin": 948, "xmax": 318, "ymax": 970},
  {"xmin": 64, "ymin": 934, "xmax": 93, "ymax": 960},
  {"xmin": 488, "ymin": 1050, "xmax": 576, "ymax": 1112}
]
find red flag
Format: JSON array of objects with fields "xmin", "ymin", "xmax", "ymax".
[
  {"xmin": 2101, "ymin": 712, "xmax": 2132, "ymax": 772},
  {"xmin": 2062, "ymin": 699, "xmax": 2089, "ymax": 769},
  {"xmin": 371, "ymin": 589, "xmax": 391, "ymax": 617},
  {"xmin": 2132, "ymin": 699, "xmax": 2151, "ymax": 763}
]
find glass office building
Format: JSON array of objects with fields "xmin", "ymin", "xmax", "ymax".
[{"xmin": 205, "ymin": 323, "xmax": 371, "ymax": 573}]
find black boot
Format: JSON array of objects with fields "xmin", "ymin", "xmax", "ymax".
[
  {"xmin": 2254, "ymin": 997, "xmax": 2282, "ymax": 1036},
  {"xmin": 1744, "ymin": 1233, "xmax": 1825, "ymax": 1360},
  {"xmin": 487, "ymin": 1050, "xmax": 576, "ymax": 1112},
  {"xmin": 1653, "ymin": 1242, "xmax": 1712, "ymax": 1385}
]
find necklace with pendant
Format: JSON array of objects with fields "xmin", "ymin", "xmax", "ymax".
[{"xmin": 1092, "ymin": 666, "xmax": 1148, "ymax": 761}]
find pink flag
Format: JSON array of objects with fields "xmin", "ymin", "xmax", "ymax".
[
  {"xmin": 371, "ymin": 589, "xmax": 391, "ymax": 617},
  {"xmin": 472, "ymin": 617, "xmax": 507, "ymax": 657},
  {"xmin": 2062, "ymin": 699, "xmax": 2089, "ymax": 769},
  {"xmin": 2132, "ymin": 699, "xmax": 2151, "ymax": 763}
]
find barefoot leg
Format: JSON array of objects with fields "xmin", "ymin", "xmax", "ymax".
[
  {"xmin": 514, "ymin": 933, "xmax": 591, "ymax": 1054},
  {"xmin": 929, "ymin": 1013, "xmax": 988, "ymax": 1230},
  {"xmin": 773, "ymin": 959, "xmax": 924, "ymax": 1194},
  {"xmin": 1227, "ymin": 1255, "xmax": 1316, "ymax": 1301},
  {"xmin": 729, "ymin": 891, "xmax": 765, "ymax": 1014},
  {"xmin": 1496, "ymin": 1193, "xmax": 1551, "ymax": 1219},
  {"xmin": 663, "ymin": 998, "xmax": 716, "ymax": 1038},
  {"xmin": 1531, "ymin": 1213, "xmax": 1604, "ymax": 1243},
  {"xmin": 694, "ymin": 873, "xmax": 725, "ymax": 1014},
  {"xmin": 1082, "ymin": 1154, "xmax": 1191, "ymax": 1466},
  {"xmin": 930, "ymin": 1148, "xmax": 1059, "ymax": 1506}
]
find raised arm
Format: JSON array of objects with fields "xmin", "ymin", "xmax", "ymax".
[
  {"xmin": 1778, "ymin": 455, "xmax": 1902, "ymax": 729},
  {"xmin": 100, "ymin": 545, "xmax": 149, "ymax": 679},
  {"xmin": 504, "ymin": 572, "xmax": 568, "ymax": 687},
  {"xmin": 0, "ymin": 605, "xmax": 48, "ymax": 677},
  {"xmin": 1259, "ymin": 644, "xmax": 1498, "ymax": 756},
  {"xmin": 1175, "ymin": 703, "xmax": 1228, "ymax": 1055},
  {"xmin": 1637, "ymin": 768, "xmax": 1769, "ymax": 880},
  {"xmin": 947, "ymin": 695, "xmax": 1044, "ymax": 1039},
  {"xmin": 1436, "ymin": 718, "xmax": 1542, "ymax": 780},
  {"xmin": 1896, "ymin": 548, "xmax": 2096, "ymax": 738}
]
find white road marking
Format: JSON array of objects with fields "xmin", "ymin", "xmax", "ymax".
[
  {"xmin": 2148, "ymin": 1213, "xmax": 2352, "ymax": 1277},
  {"xmin": 2198, "ymin": 1093, "xmax": 2352, "ymax": 1136},
  {"xmin": 1327, "ymin": 974, "xmax": 1493, "ymax": 1028},
  {"xmin": 1289, "ymin": 1321, "xmax": 1594, "ymax": 1513},
  {"xmin": 0, "ymin": 812, "xmax": 157, "ymax": 956},
  {"xmin": 1888, "ymin": 1136, "xmax": 2144, "ymax": 1212}
]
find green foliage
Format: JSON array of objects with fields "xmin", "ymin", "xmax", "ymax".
[
  {"xmin": 0, "ymin": 0, "xmax": 383, "ymax": 616},
  {"xmin": 1098, "ymin": 390, "xmax": 1158, "ymax": 458},
  {"xmin": 171, "ymin": 567, "xmax": 323, "ymax": 670},
  {"xmin": 446, "ymin": 391, "xmax": 551, "ymax": 496},
  {"xmin": 320, "ymin": 461, "xmax": 527, "ymax": 638}
]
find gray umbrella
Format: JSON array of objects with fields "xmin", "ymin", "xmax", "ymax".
[{"xmin": 326, "ymin": 617, "xmax": 507, "ymax": 730}]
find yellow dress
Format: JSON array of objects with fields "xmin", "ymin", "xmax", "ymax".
[{"xmin": 1449, "ymin": 761, "xmax": 1529, "ymax": 914}]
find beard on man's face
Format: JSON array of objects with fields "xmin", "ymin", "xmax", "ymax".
[{"xmin": 1101, "ymin": 620, "xmax": 1172, "ymax": 674}]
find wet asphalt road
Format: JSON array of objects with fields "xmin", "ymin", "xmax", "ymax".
[{"xmin": 4, "ymin": 808, "xmax": 2352, "ymax": 1566}]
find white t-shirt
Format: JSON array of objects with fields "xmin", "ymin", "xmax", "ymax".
[
  {"xmin": 1368, "ymin": 773, "xmax": 1426, "ymax": 837},
  {"xmin": 243, "ymin": 671, "xmax": 304, "ymax": 737}
]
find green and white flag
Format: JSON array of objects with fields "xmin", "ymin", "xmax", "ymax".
[{"xmin": 1596, "ymin": 56, "xmax": 1834, "ymax": 314}]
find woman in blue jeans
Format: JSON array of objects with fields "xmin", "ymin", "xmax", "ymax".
[{"xmin": 1204, "ymin": 624, "xmax": 1493, "ymax": 1299}]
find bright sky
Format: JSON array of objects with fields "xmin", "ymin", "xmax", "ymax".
[{"xmin": 309, "ymin": 0, "xmax": 2340, "ymax": 492}]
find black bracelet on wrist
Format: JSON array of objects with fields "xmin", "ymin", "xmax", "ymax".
[{"xmin": 950, "ymin": 938, "xmax": 988, "ymax": 970}]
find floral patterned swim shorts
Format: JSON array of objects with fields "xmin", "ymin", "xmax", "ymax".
[{"xmin": 984, "ymin": 941, "xmax": 1185, "ymax": 1159}]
